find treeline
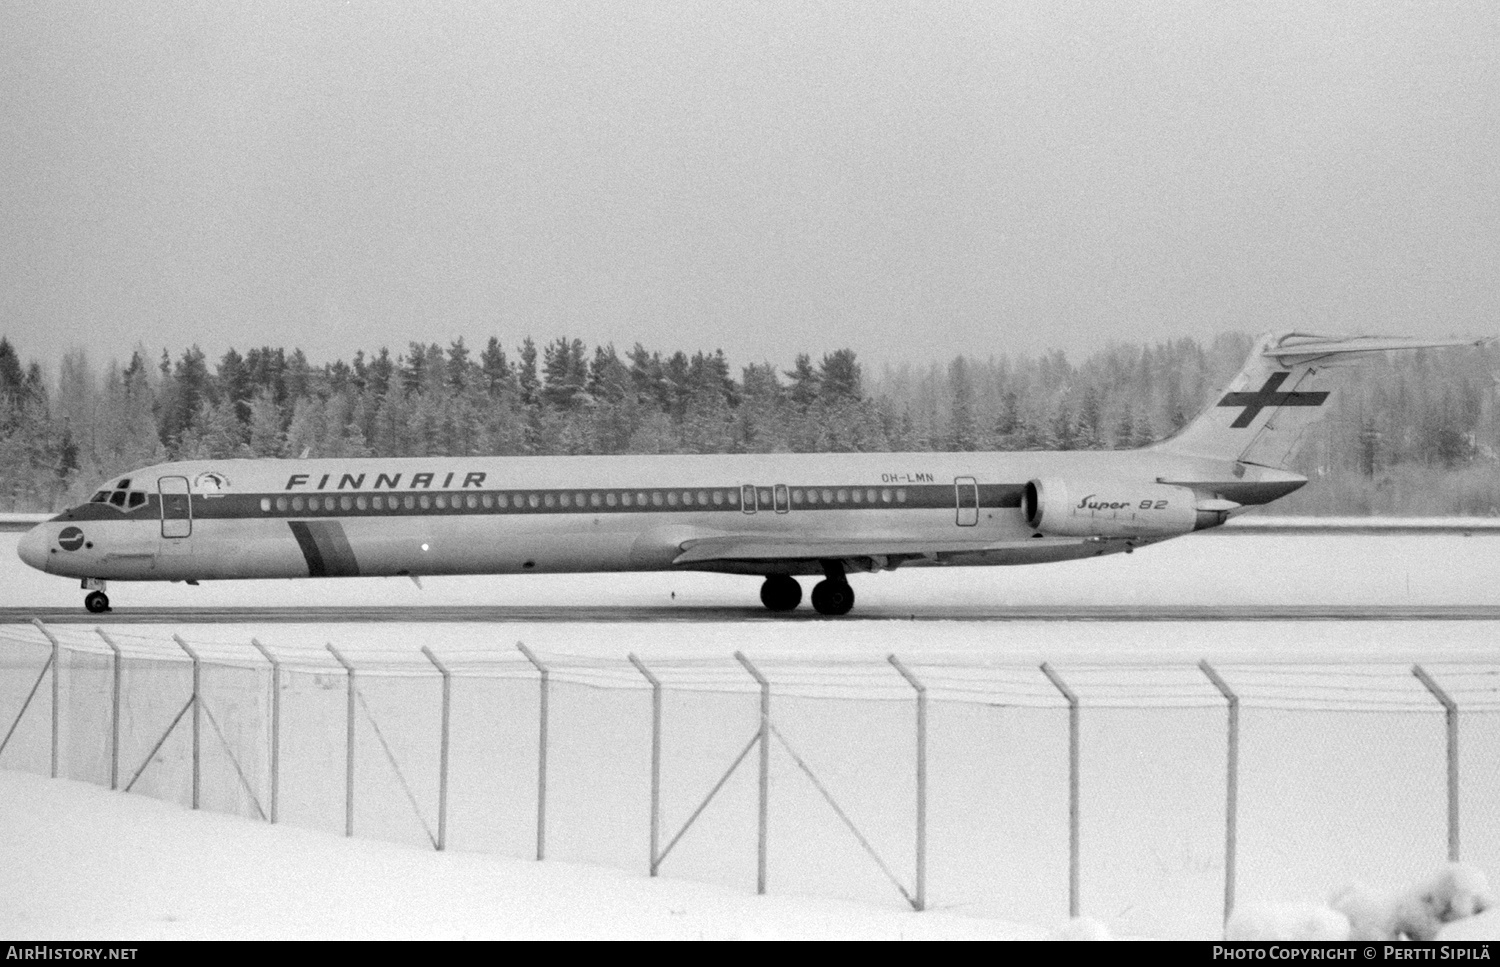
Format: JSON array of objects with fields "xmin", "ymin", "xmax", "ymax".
[{"xmin": 1, "ymin": 333, "xmax": 1497, "ymax": 514}]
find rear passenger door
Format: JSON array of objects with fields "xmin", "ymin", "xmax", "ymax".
[{"xmin": 954, "ymin": 476, "xmax": 979, "ymax": 527}]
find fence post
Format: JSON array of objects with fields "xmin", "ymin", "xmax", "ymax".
[
  {"xmin": 517, "ymin": 643, "xmax": 549, "ymax": 861},
  {"xmin": 1040, "ymin": 662, "xmax": 1080, "ymax": 918},
  {"xmin": 888, "ymin": 654, "xmax": 927, "ymax": 912},
  {"xmin": 250, "ymin": 639, "xmax": 280, "ymax": 824},
  {"xmin": 173, "ymin": 635, "xmax": 202, "ymax": 810},
  {"xmin": 422, "ymin": 647, "xmax": 451, "ymax": 851},
  {"xmin": 94, "ymin": 629, "xmax": 123, "ymax": 791},
  {"xmin": 29, "ymin": 619, "xmax": 60, "ymax": 779},
  {"xmin": 1413, "ymin": 664, "xmax": 1460, "ymax": 861},
  {"xmin": 735, "ymin": 651, "xmax": 770, "ymax": 896},
  {"xmin": 628, "ymin": 654, "xmax": 663, "ymax": 876},
  {"xmin": 327, "ymin": 644, "xmax": 356, "ymax": 837},
  {"xmin": 1200, "ymin": 660, "xmax": 1240, "ymax": 923}
]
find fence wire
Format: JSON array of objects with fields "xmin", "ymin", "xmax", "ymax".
[{"xmin": 2, "ymin": 620, "xmax": 1498, "ymax": 940}]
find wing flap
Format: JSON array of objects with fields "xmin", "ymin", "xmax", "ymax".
[{"xmin": 672, "ymin": 534, "xmax": 1059, "ymax": 565}]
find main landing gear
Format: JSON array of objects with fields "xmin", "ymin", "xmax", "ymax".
[
  {"xmin": 810, "ymin": 577, "xmax": 855, "ymax": 616},
  {"xmin": 811, "ymin": 560, "xmax": 855, "ymax": 616},
  {"xmin": 760, "ymin": 575, "xmax": 802, "ymax": 612},
  {"xmin": 757, "ymin": 563, "xmax": 856, "ymax": 616}
]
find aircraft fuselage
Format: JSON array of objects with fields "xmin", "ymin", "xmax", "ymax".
[{"xmin": 17, "ymin": 449, "xmax": 1301, "ymax": 593}]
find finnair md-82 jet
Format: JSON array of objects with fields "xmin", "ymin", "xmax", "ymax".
[{"xmin": 16, "ymin": 332, "xmax": 1487, "ymax": 615}]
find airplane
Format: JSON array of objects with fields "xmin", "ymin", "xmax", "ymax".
[{"xmin": 15, "ymin": 332, "xmax": 1489, "ymax": 615}]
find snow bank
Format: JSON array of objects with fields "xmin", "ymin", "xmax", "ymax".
[
  {"xmin": 0, "ymin": 769, "xmax": 1043, "ymax": 940},
  {"xmin": 1225, "ymin": 863, "xmax": 1495, "ymax": 942},
  {"xmin": 1329, "ymin": 863, "xmax": 1493, "ymax": 942}
]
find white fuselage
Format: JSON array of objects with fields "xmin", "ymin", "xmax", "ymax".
[{"xmin": 17, "ymin": 449, "xmax": 1303, "ymax": 586}]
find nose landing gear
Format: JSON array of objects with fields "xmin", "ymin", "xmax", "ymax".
[{"xmin": 81, "ymin": 578, "xmax": 110, "ymax": 614}]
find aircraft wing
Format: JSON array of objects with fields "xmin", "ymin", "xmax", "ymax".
[{"xmin": 672, "ymin": 534, "xmax": 1068, "ymax": 566}]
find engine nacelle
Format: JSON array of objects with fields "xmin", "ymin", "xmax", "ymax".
[{"xmin": 1021, "ymin": 478, "xmax": 1202, "ymax": 539}]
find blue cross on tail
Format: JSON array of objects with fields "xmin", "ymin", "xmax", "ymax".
[{"xmin": 1217, "ymin": 372, "xmax": 1329, "ymax": 428}]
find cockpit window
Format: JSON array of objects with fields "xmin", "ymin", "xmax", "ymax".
[
  {"xmin": 90, "ymin": 486, "xmax": 147, "ymax": 511},
  {"xmin": 116, "ymin": 479, "xmax": 131, "ymax": 490}
]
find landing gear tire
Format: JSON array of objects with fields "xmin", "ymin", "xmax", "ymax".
[
  {"xmin": 759, "ymin": 575, "xmax": 802, "ymax": 612},
  {"xmin": 84, "ymin": 591, "xmax": 110, "ymax": 614},
  {"xmin": 810, "ymin": 580, "xmax": 855, "ymax": 616}
]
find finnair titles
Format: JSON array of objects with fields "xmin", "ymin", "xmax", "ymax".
[{"xmin": 17, "ymin": 333, "xmax": 1487, "ymax": 616}]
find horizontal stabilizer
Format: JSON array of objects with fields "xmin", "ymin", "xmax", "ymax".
[{"xmin": 1262, "ymin": 333, "xmax": 1491, "ymax": 365}]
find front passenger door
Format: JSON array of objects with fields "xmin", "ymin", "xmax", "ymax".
[{"xmin": 159, "ymin": 476, "xmax": 192, "ymax": 538}]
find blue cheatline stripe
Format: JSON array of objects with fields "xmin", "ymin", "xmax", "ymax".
[
  {"xmin": 288, "ymin": 521, "xmax": 361, "ymax": 577},
  {"xmin": 193, "ymin": 483, "xmax": 1028, "ymax": 520},
  {"xmin": 308, "ymin": 520, "xmax": 361, "ymax": 576},
  {"xmin": 287, "ymin": 521, "xmax": 326, "ymax": 576}
]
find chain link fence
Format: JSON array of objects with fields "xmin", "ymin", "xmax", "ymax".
[{"xmin": 2, "ymin": 619, "xmax": 1497, "ymax": 939}]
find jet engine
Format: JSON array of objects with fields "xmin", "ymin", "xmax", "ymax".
[{"xmin": 1021, "ymin": 478, "xmax": 1216, "ymax": 539}]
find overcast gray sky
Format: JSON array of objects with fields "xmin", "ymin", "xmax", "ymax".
[{"xmin": 2, "ymin": 0, "xmax": 1497, "ymax": 373}]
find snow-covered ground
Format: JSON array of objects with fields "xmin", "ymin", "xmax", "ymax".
[
  {"xmin": 0, "ymin": 769, "xmax": 1042, "ymax": 940},
  {"xmin": 6, "ymin": 528, "xmax": 1500, "ymax": 940}
]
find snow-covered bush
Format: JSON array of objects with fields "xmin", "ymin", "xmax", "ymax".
[{"xmin": 1224, "ymin": 903, "xmax": 1351, "ymax": 941}]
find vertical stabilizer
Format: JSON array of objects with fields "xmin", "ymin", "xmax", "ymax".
[{"xmin": 1151, "ymin": 332, "xmax": 1489, "ymax": 468}]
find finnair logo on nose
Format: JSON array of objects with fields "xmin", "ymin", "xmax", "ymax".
[{"xmin": 57, "ymin": 527, "xmax": 85, "ymax": 551}]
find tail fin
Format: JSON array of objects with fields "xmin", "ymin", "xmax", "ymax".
[{"xmin": 1152, "ymin": 332, "xmax": 1489, "ymax": 468}]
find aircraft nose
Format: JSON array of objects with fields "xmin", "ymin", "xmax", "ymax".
[{"xmin": 16, "ymin": 525, "xmax": 50, "ymax": 573}]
